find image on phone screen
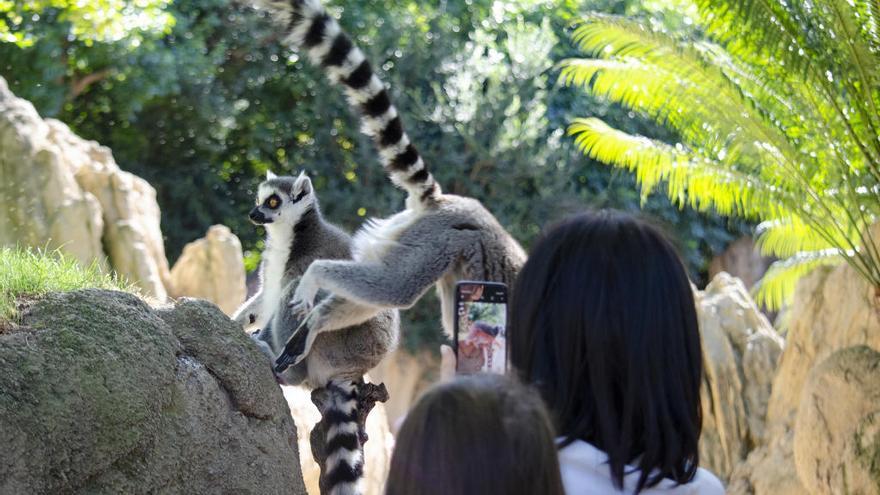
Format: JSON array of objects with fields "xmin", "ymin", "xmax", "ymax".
[{"xmin": 455, "ymin": 282, "xmax": 507, "ymax": 374}]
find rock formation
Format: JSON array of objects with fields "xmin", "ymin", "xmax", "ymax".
[
  {"xmin": 695, "ymin": 273, "xmax": 784, "ymax": 479},
  {"xmin": 727, "ymin": 227, "xmax": 880, "ymax": 494},
  {"xmin": 0, "ymin": 76, "xmax": 248, "ymax": 313},
  {"xmin": 793, "ymin": 346, "xmax": 880, "ymax": 495},
  {"xmin": 0, "ymin": 77, "xmax": 172, "ymax": 300},
  {"xmin": 169, "ymin": 225, "xmax": 247, "ymax": 315},
  {"xmin": 0, "ymin": 289, "xmax": 306, "ymax": 493},
  {"xmin": 709, "ymin": 236, "xmax": 773, "ymax": 290}
]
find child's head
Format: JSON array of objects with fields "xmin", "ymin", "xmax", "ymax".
[
  {"xmin": 509, "ymin": 210, "xmax": 703, "ymax": 491},
  {"xmin": 385, "ymin": 373, "xmax": 564, "ymax": 495}
]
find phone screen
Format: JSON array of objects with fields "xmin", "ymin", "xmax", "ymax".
[{"xmin": 454, "ymin": 281, "xmax": 508, "ymax": 374}]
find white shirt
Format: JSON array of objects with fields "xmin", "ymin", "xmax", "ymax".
[{"xmin": 558, "ymin": 440, "xmax": 725, "ymax": 495}]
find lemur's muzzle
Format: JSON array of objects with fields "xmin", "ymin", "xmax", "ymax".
[{"xmin": 249, "ymin": 207, "xmax": 272, "ymax": 225}]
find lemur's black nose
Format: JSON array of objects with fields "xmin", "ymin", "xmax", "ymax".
[{"xmin": 249, "ymin": 207, "xmax": 267, "ymax": 224}]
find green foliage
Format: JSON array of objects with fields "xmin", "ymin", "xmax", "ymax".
[
  {"xmin": 562, "ymin": 0, "xmax": 880, "ymax": 308},
  {"xmin": 0, "ymin": 0, "xmax": 174, "ymax": 47},
  {"xmin": 0, "ymin": 247, "xmax": 131, "ymax": 322}
]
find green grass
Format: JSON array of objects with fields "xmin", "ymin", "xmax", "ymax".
[{"xmin": 0, "ymin": 247, "xmax": 130, "ymax": 322}]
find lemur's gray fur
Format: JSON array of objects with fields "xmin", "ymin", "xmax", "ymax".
[
  {"xmin": 231, "ymin": 171, "xmax": 398, "ymax": 387},
  {"xmin": 251, "ymin": 0, "xmax": 527, "ymax": 373}
]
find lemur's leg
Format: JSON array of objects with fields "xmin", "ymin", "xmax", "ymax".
[
  {"xmin": 232, "ymin": 289, "xmax": 264, "ymax": 328},
  {"xmin": 308, "ymin": 295, "xmax": 383, "ymax": 332},
  {"xmin": 290, "ymin": 236, "xmax": 459, "ymax": 313},
  {"xmin": 277, "ymin": 240, "xmax": 458, "ymax": 371}
]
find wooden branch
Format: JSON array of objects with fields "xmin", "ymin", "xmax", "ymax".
[{"xmin": 68, "ymin": 69, "xmax": 113, "ymax": 100}]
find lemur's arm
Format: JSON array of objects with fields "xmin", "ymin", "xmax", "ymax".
[{"xmin": 232, "ymin": 289, "xmax": 264, "ymax": 328}]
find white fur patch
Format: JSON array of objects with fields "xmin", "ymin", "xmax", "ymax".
[
  {"xmin": 361, "ymin": 106, "xmax": 398, "ymax": 137},
  {"xmin": 327, "ymin": 421, "xmax": 359, "ymax": 439},
  {"xmin": 259, "ymin": 225, "xmax": 294, "ymax": 328},
  {"xmin": 325, "ymin": 47, "xmax": 366, "ymax": 81},
  {"xmin": 377, "ymin": 134, "xmax": 410, "ymax": 162},
  {"xmin": 351, "ymin": 209, "xmax": 422, "ymax": 263},
  {"xmin": 325, "ymin": 447, "xmax": 362, "ymax": 473},
  {"xmin": 329, "ymin": 480, "xmax": 363, "ymax": 495},
  {"xmin": 306, "ymin": 22, "xmax": 341, "ymax": 63},
  {"xmin": 343, "ymin": 75, "xmax": 384, "ymax": 104}
]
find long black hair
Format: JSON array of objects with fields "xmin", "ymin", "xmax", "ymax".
[
  {"xmin": 385, "ymin": 374, "xmax": 565, "ymax": 495},
  {"xmin": 509, "ymin": 210, "xmax": 703, "ymax": 492}
]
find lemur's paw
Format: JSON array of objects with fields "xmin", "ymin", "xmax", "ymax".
[{"xmin": 289, "ymin": 277, "xmax": 319, "ymax": 316}]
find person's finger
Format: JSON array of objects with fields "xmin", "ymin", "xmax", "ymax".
[{"xmin": 440, "ymin": 344, "xmax": 456, "ymax": 382}]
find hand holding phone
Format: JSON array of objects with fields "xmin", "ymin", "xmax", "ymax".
[{"xmin": 453, "ymin": 281, "xmax": 508, "ymax": 374}]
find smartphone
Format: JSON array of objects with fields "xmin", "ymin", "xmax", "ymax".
[{"xmin": 453, "ymin": 281, "xmax": 508, "ymax": 374}]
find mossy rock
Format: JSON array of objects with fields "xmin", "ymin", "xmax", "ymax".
[{"xmin": 0, "ymin": 289, "xmax": 306, "ymax": 494}]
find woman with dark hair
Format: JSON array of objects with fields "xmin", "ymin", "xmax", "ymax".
[
  {"xmin": 385, "ymin": 373, "xmax": 565, "ymax": 495},
  {"xmin": 508, "ymin": 210, "xmax": 723, "ymax": 494}
]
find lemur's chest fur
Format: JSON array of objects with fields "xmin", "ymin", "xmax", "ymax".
[
  {"xmin": 260, "ymin": 226, "xmax": 294, "ymax": 325},
  {"xmin": 351, "ymin": 208, "xmax": 421, "ymax": 263}
]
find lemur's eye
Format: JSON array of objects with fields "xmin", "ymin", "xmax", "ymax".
[{"xmin": 266, "ymin": 195, "xmax": 281, "ymax": 209}]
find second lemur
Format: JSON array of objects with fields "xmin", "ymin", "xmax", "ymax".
[
  {"xmin": 232, "ymin": 171, "xmax": 398, "ymax": 387},
  {"xmin": 249, "ymin": 0, "xmax": 527, "ymax": 372}
]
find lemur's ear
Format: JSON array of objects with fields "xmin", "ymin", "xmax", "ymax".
[
  {"xmin": 266, "ymin": 170, "xmax": 277, "ymax": 180},
  {"xmin": 293, "ymin": 171, "xmax": 312, "ymax": 196}
]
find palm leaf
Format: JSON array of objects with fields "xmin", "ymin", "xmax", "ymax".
[
  {"xmin": 754, "ymin": 218, "xmax": 839, "ymax": 258},
  {"xmin": 568, "ymin": 118, "xmax": 793, "ymax": 219},
  {"xmin": 565, "ymin": 2, "xmax": 880, "ymax": 309},
  {"xmin": 753, "ymin": 249, "xmax": 845, "ymax": 310}
]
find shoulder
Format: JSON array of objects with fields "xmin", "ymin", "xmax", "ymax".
[
  {"xmin": 557, "ymin": 440, "xmax": 726, "ymax": 495},
  {"xmin": 688, "ymin": 468, "xmax": 725, "ymax": 495}
]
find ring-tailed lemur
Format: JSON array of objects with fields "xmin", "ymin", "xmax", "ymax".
[
  {"xmin": 231, "ymin": 171, "xmax": 398, "ymax": 387},
  {"xmin": 249, "ymin": 0, "xmax": 527, "ymax": 373}
]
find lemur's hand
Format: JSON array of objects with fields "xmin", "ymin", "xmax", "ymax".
[{"xmin": 289, "ymin": 273, "xmax": 319, "ymax": 317}]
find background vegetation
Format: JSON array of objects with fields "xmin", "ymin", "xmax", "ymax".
[{"xmin": 1, "ymin": 0, "xmax": 752, "ymax": 349}]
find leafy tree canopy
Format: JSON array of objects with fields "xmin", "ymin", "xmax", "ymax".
[{"xmin": 0, "ymin": 0, "xmax": 174, "ymax": 47}]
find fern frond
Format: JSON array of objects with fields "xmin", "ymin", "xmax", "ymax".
[
  {"xmin": 560, "ymin": 18, "xmax": 834, "ymax": 181},
  {"xmin": 568, "ymin": 118, "xmax": 793, "ymax": 219},
  {"xmin": 867, "ymin": 0, "xmax": 880, "ymax": 50},
  {"xmin": 693, "ymin": 0, "xmax": 811, "ymax": 73},
  {"xmin": 754, "ymin": 218, "xmax": 838, "ymax": 258},
  {"xmin": 753, "ymin": 249, "xmax": 845, "ymax": 310}
]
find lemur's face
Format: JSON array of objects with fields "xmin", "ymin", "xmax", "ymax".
[{"xmin": 249, "ymin": 171, "xmax": 314, "ymax": 226}]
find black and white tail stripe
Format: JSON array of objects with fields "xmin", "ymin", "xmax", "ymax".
[
  {"xmin": 254, "ymin": 0, "xmax": 441, "ymax": 207},
  {"xmin": 320, "ymin": 380, "xmax": 364, "ymax": 495}
]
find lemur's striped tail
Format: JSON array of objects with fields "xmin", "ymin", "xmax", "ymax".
[
  {"xmin": 255, "ymin": 0, "xmax": 441, "ymax": 206},
  {"xmin": 311, "ymin": 380, "xmax": 365, "ymax": 495}
]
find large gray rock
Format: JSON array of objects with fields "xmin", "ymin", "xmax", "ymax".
[
  {"xmin": 0, "ymin": 289, "xmax": 306, "ymax": 494},
  {"xmin": 0, "ymin": 77, "xmax": 172, "ymax": 300},
  {"xmin": 695, "ymin": 273, "xmax": 784, "ymax": 479},
  {"xmin": 794, "ymin": 346, "xmax": 880, "ymax": 495},
  {"xmin": 170, "ymin": 225, "xmax": 247, "ymax": 315}
]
